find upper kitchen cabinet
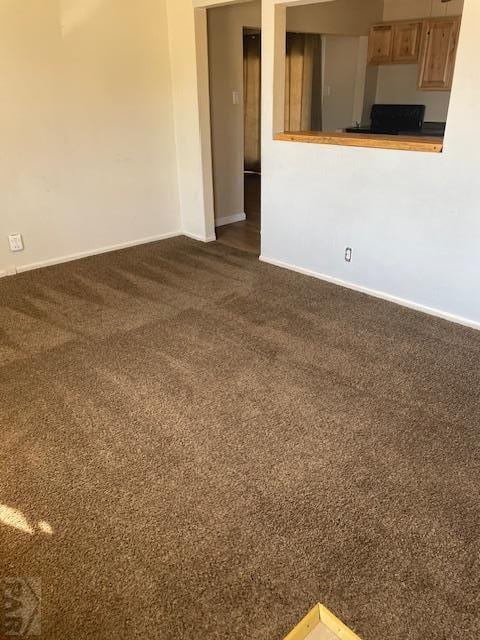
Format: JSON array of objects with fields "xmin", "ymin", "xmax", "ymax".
[
  {"xmin": 392, "ymin": 21, "xmax": 423, "ymax": 63},
  {"xmin": 368, "ymin": 15, "xmax": 462, "ymax": 91},
  {"xmin": 368, "ymin": 20, "xmax": 422, "ymax": 65},
  {"xmin": 418, "ymin": 17, "xmax": 461, "ymax": 90},
  {"xmin": 368, "ymin": 24, "xmax": 394, "ymax": 65}
]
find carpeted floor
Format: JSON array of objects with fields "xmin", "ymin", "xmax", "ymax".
[{"xmin": 1, "ymin": 237, "xmax": 479, "ymax": 639}]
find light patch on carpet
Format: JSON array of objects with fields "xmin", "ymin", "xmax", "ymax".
[
  {"xmin": 0, "ymin": 504, "xmax": 34, "ymax": 535},
  {"xmin": 38, "ymin": 520, "xmax": 54, "ymax": 535},
  {"xmin": 0, "ymin": 504, "xmax": 54, "ymax": 536}
]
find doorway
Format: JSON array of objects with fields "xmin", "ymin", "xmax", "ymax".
[
  {"xmin": 241, "ymin": 28, "xmax": 261, "ymax": 252},
  {"xmin": 206, "ymin": 2, "xmax": 262, "ymax": 255}
]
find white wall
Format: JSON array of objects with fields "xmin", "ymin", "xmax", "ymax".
[
  {"xmin": 0, "ymin": 0, "xmax": 181, "ymax": 275},
  {"xmin": 260, "ymin": 0, "xmax": 480, "ymax": 328},
  {"xmin": 376, "ymin": 0, "xmax": 464, "ymax": 122},
  {"xmin": 208, "ymin": 1, "xmax": 261, "ymax": 223}
]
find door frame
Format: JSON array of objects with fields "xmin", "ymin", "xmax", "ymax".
[{"xmin": 193, "ymin": 0, "xmax": 262, "ymax": 240}]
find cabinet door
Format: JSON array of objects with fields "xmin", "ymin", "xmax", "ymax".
[
  {"xmin": 392, "ymin": 21, "xmax": 422, "ymax": 63},
  {"xmin": 368, "ymin": 24, "xmax": 394, "ymax": 65},
  {"xmin": 418, "ymin": 17, "xmax": 461, "ymax": 90}
]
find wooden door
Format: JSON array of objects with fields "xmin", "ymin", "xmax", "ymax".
[
  {"xmin": 284, "ymin": 33, "xmax": 322, "ymax": 132},
  {"xmin": 368, "ymin": 24, "xmax": 394, "ymax": 65},
  {"xmin": 392, "ymin": 21, "xmax": 422, "ymax": 63},
  {"xmin": 418, "ymin": 17, "xmax": 461, "ymax": 90}
]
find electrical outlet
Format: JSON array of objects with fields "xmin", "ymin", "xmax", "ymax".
[
  {"xmin": 345, "ymin": 247, "xmax": 352, "ymax": 263},
  {"xmin": 9, "ymin": 233, "xmax": 24, "ymax": 252}
]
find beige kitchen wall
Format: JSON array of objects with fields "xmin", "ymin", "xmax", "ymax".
[
  {"xmin": 321, "ymin": 35, "xmax": 370, "ymax": 131},
  {"xmin": 0, "ymin": 0, "xmax": 180, "ymax": 275},
  {"xmin": 286, "ymin": 0, "xmax": 383, "ymax": 35},
  {"xmin": 383, "ymin": 0, "xmax": 464, "ymax": 20},
  {"xmin": 376, "ymin": 0, "xmax": 465, "ymax": 122}
]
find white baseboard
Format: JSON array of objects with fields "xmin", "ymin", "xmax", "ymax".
[
  {"xmin": 1, "ymin": 230, "xmax": 220, "ymax": 278},
  {"xmin": 215, "ymin": 212, "xmax": 246, "ymax": 227},
  {"xmin": 183, "ymin": 231, "xmax": 217, "ymax": 243},
  {"xmin": 13, "ymin": 231, "xmax": 183, "ymax": 275},
  {"xmin": 260, "ymin": 255, "xmax": 480, "ymax": 332}
]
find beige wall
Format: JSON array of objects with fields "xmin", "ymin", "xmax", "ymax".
[
  {"xmin": 383, "ymin": 0, "xmax": 464, "ymax": 21},
  {"xmin": 0, "ymin": 0, "xmax": 181, "ymax": 275},
  {"xmin": 286, "ymin": 0, "xmax": 384, "ymax": 36},
  {"xmin": 377, "ymin": 0, "xmax": 464, "ymax": 122},
  {"xmin": 208, "ymin": 1, "xmax": 261, "ymax": 223},
  {"xmin": 322, "ymin": 35, "xmax": 370, "ymax": 131},
  {"xmin": 375, "ymin": 67, "xmax": 452, "ymax": 121},
  {"xmin": 166, "ymin": 2, "xmax": 216, "ymax": 242}
]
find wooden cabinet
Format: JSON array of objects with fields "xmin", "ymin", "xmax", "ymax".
[
  {"xmin": 392, "ymin": 21, "xmax": 423, "ymax": 63},
  {"xmin": 369, "ymin": 20, "xmax": 422, "ymax": 65},
  {"xmin": 368, "ymin": 15, "xmax": 462, "ymax": 91},
  {"xmin": 418, "ymin": 17, "xmax": 461, "ymax": 90},
  {"xmin": 368, "ymin": 24, "xmax": 394, "ymax": 65}
]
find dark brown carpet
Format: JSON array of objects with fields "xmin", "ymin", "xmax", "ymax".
[{"xmin": 1, "ymin": 237, "xmax": 479, "ymax": 639}]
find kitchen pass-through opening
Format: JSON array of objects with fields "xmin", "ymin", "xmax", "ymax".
[{"xmin": 274, "ymin": 0, "xmax": 464, "ymax": 153}]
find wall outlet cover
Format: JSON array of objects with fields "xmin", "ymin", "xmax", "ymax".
[{"xmin": 8, "ymin": 234, "xmax": 24, "ymax": 252}]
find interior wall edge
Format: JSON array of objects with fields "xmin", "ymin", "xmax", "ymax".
[{"xmin": 165, "ymin": 0, "xmax": 214, "ymax": 241}]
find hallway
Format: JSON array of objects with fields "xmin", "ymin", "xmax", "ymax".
[{"xmin": 216, "ymin": 174, "xmax": 260, "ymax": 254}]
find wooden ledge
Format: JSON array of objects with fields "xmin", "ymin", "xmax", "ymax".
[{"xmin": 274, "ymin": 131, "xmax": 443, "ymax": 153}]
